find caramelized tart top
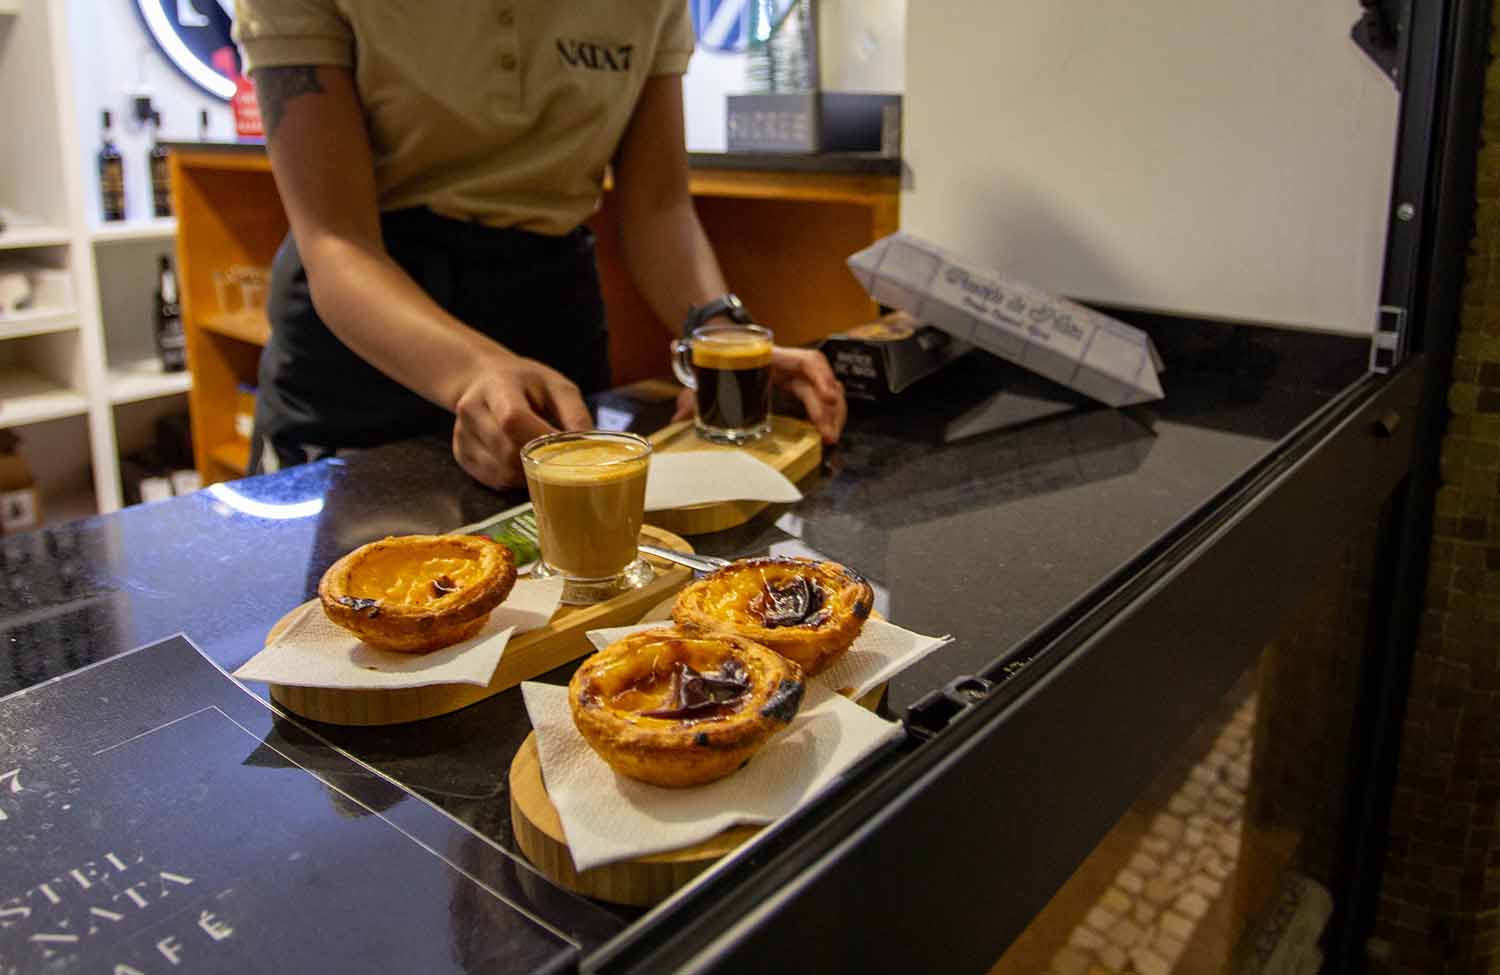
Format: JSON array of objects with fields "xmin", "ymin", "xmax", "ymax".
[{"xmin": 682, "ymin": 557, "xmax": 871, "ymax": 631}]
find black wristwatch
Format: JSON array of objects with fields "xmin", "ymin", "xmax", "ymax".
[{"xmin": 685, "ymin": 293, "xmax": 753, "ymax": 331}]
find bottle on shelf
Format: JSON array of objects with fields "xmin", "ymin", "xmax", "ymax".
[
  {"xmin": 155, "ymin": 256, "xmax": 188, "ymax": 373},
  {"xmin": 199, "ymin": 108, "xmax": 211, "ymax": 142},
  {"xmin": 98, "ymin": 110, "xmax": 125, "ymax": 222},
  {"xmin": 148, "ymin": 112, "xmax": 171, "ymax": 218}
]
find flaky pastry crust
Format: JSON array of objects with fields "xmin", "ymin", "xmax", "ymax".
[
  {"xmin": 672, "ymin": 557, "xmax": 873, "ymax": 675},
  {"xmin": 318, "ymin": 534, "xmax": 517, "ymax": 653},
  {"xmin": 569, "ymin": 628, "xmax": 805, "ymax": 787}
]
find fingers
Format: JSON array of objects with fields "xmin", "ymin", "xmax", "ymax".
[
  {"xmin": 544, "ymin": 377, "xmax": 594, "ymax": 431},
  {"xmin": 785, "ymin": 375, "xmax": 845, "ymax": 444},
  {"xmin": 771, "ymin": 347, "xmax": 846, "ymax": 443},
  {"xmin": 453, "ymin": 379, "xmax": 558, "ymax": 488},
  {"xmin": 672, "ymin": 387, "xmax": 694, "ymax": 422},
  {"xmin": 451, "ymin": 423, "xmax": 517, "ymax": 489}
]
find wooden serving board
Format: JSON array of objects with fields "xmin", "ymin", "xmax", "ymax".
[
  {"xmin": 265, "ymin": 525, "xmax": 695, "ymax": 727},
  {"xmin": 510, "ymin": 683, "xmax": 886, "ymax": 907},
  {"xmin": 646, "ymin": 415, "xmax": 821, "ymax": 536}
]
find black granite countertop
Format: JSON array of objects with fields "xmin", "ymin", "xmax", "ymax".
[
  {"xmin": 164, "ymin": 139, "xmax": 900, "ymax": 175},
  {"xmin": 0, "ymin": 317, "xmax": 1368, "ymax": 953}
]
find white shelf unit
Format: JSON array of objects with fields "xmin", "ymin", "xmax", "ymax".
[
  {"xmin": 91, "ymin": 217, "xmax": 177, "ymax": 244},
  {"xmin": 107, "ymin": 357, "xmax": 191, "ymax": 405},
  {"xmin": 0, "ymin": 306, "xmax": 76, "ymax": 339},
  {"xmin": 0, "ymin": 226, "xmax": 71, "ymax": 249},
  {"xmin": 0, "ymin": 0, "xmax": 229, "ymax": 525},
  {"xmin": 0, "ymin": 368, "xmax": 89, "ymax": 427}
]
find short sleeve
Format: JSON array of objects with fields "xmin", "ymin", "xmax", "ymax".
[
  {"xmin": 650, "ymin": 1, "xmax": 695, "ymax": 76},
  {"xmin": 233, "ymin": 0, "xmax": 354, "ymax": 76}
]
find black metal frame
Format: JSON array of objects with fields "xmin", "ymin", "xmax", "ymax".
[
  {"xmin": 1328, "ymin": 0, "xmax": 1490, "ymax": 968},
  {"xmin": 580, "ymin": 0, "xmax": 1486, "ymax": 968}
]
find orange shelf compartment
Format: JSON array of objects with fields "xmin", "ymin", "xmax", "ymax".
[
  {"xmin": 209, "ymin": 439, "xmax": 251, "ymax": 477},
  {"xmin": 198, "ymin": 311, "xmax": 270, "ymax": 347}
]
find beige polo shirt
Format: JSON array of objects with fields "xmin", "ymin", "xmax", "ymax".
[{"xmin": 233, "ymin": 1, "xmax": 694, "ymax": 235}]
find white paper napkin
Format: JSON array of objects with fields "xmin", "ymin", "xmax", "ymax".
[
  {"xmin": 522, "ymin": 680, "xmax": 905, "ymax": 871},
  {"xmin": 234, "ymin": 576, "xmax": 565, "ymax": 690},
  {"xmin": 645, "ymin": 451, "xmax": 802, "ymax": 511},
  {"xmin": 585, "ymin": 617, "xmax": 951, "ymax": 702}
]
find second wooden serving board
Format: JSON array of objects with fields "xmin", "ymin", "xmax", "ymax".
[{"xmin": 646, "ymin": 415, "xmax": 821, "ymax": 536}]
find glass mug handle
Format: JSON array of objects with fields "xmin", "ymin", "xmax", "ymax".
[{"xmin": 670, "ymin": 338, "xmax": 697, "ymax": 390}]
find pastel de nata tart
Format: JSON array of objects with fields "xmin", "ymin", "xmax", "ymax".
[
  {"xmin": 569, "ymin": 628, "xmax": 805, "ymax": 788},
  {"xmin": 672, "ymin": 557, "xmax": 873, "ymax": 676},
  {"xmin": 318, "ymin": 534, "xmax": 517, "ymax": 653}
]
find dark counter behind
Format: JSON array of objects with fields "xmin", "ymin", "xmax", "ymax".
[{"xmin": 0, "ymin": 317, "xmax": 1366, "ymax": 926}]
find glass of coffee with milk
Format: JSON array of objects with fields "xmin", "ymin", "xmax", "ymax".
[{"xmin": 521, "ymin": 431, "xmax": 653, "ymax": 604}]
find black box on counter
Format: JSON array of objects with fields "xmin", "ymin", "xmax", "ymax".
[
  {"xmin": 726, "ymin": 92, "xmax": 901, "ymax": 154},
  {"xmin": 821, "ymin": 312, "xmax": 971, "ymax": 402}
]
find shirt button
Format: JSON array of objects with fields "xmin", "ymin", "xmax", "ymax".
[
  {"xmin": 497, "ymin": 8, "xmax": 514, "ymax": 27},
  {"xmin": 500, "ymin": 53, "xmax": 518, "ymax": 71}
]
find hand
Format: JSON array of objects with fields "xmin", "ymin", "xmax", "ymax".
[
  {"xmin": 451, "ymin": 355, "xmax": 593, "ymax": 489},
  {"xmin": 673, "ymin": 345, "xmax": 847, "ymax": 444}
]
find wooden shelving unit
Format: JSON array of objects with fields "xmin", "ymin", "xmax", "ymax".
[
  {"xmin": 208, "ymin": 439, "xmax": 249, "ymax": 477},
  {"xmin": 197, "ymin": 309, "xmax": 270, "ymax": 346},
  {"xmin": 171, "ymin": 147, "xmax": 284, "ymax": 485}
]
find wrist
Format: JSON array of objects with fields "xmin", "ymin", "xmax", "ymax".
[
  {"xmin": 684, "ymin": 293, "xmax": 752, "ymax": 332},
  {"xmin": 444, "ymin": 344, "xmax": 516, "ymax": 410}
]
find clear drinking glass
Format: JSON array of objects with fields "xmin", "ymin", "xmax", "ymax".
[
  {"xmin": 521, "ymin": 430, "xmax": 654, "ymax": 605},
  {"xmin": 670, "ymin": 323, "xmax": 774, "ymax": 444}
]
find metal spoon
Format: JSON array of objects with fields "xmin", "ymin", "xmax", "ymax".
[{"xmin": 637, "ymin": 543, "xmax": 730, "ymax": 575}]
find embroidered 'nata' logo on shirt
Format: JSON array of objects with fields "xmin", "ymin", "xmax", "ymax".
[{"xmin": 557, "ymin": 39, "xmax": 634, "ymax": 72}]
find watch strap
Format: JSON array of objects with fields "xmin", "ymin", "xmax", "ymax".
[{"xmin": 685, "ymin": 293, "xmax": 752, "ymax": 331}]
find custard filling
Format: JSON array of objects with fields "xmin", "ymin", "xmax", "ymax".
[
  {"xmin": 346, "ymin": 549, "xmax": 484, "ymax": 606},
  {"xmin": 701, "ymin": 567, "xmax": 835, "ymax": 629},
  {"xmin": 586, "ymin": 639, "xmax": 753, "ymax": 723}
]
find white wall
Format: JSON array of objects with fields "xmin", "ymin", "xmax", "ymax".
[
  {"xmin": 818, "ymin": 0, "xmax": 904, "ymax": 93},
  {"xmin": 681, "ymin": 0, "xmax": 908, "ymax": 152},
  {"xmin": 902, "ymin": 1, "xmax": 1399, "ymax": 336},
  {"xmin": 683, "ymin": 48, "xmax": 748, "ymax": 152},
  {"xmin": 0, "ymin": 0, "xmax": 72, "ymax": 227},
  {"xmin": 66, "ymin": 0, "xmax": 234, "ymax": 227}
]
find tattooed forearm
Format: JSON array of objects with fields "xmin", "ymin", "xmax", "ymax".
[{"xmin": 255, "ymin": 66, "xmax": 324, "ymax": 139}]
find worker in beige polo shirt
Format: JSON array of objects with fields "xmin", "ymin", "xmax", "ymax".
[{"xmin": 232, "ymin": 1, "xmax": 846, "ymax": 487}]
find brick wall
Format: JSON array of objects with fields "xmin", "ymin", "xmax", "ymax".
[{"xmin": 1371, "ymin": 4, "xmax": 1500, "ymax": 971}]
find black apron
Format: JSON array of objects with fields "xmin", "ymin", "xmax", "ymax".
[{"xmin": 249, "ymin": 208, "xmax": 609, "ymax": 474}]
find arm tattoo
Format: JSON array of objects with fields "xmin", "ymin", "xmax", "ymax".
[{"xmin": 255, "ymin": 65, "xmax": 324, "ymax": 139}]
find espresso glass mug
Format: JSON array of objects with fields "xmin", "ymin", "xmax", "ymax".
[
  {"xmin": 520, "ymin": 430, "xmax": 654, "ymax": 605},
  {"xmin": 670, "ymin": 323, "xmax": 774, "ymax": 444}
]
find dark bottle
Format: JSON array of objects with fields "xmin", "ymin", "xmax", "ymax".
[
  {"xmin": 148, "ymin": 112, "xmax": 171, "ymax": 218},
  {"xmin": 155, "ymin": 256, "xmax": 187, "ymax": 373},
  {"xmin": 198, "ymin": 108, "xmax": 210, "ymax": 141},
  {"xmin": 98, "ymin": 110, "xmax": 125, "ymax": 222}
]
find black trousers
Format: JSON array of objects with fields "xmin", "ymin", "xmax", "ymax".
[{"xmin": 249, "ymin": 208, "xmax": 609, "ymax": 474}]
